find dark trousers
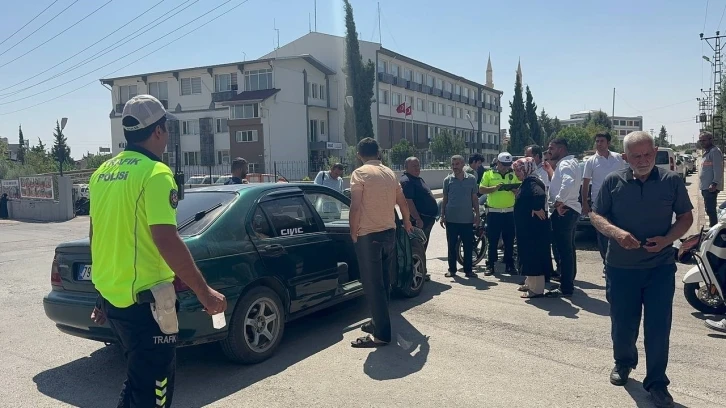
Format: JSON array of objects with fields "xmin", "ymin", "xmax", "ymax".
[
  {"xmin": 551, "ymin": 209, "xmax": 578, "ymax": 294},
  {"xmin": 417, "ymin": 215, "xmax": 436, "ymax": 251},
  {"xmin": 702, "ymin": 189, "xmax": 720, "ymax": 227},
  {"xmin": 605, "ymin": 264, "xmax": 676, "ymax": 391},
  {"xmin": 446, "ymin": 222, "xmax": 474, "ymax": 274},
  {"xmin": 486, "ymin": 211, "xmax": 515, "ymax": 267},
  {"xmin": 102, "ymin": 298, "xmax": 177, "ymax": 408},
  {"xmin": 355, "ymin": 229, "xmax": 396, "ymax": 343}
]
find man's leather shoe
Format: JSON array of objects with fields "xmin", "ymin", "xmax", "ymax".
[
  {"xmin": 609, "ymin": 364, "xmax": 631, "ymax": 386},
  {"xmin": 649, "ymin": 386, "xmax": 675, "ymax": 408}
]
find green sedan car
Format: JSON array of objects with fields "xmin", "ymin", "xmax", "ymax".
[{"xmin": 43, "ymin": 183, "xmax": 427, "ymax": 364}]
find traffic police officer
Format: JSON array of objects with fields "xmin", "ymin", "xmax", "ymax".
[
  {"xmin": 479, "ymin": 152, "xmax": 521, "ymax": 276},
  {"xmin": 89, "ymin": 95, "xmax": 227, "ymax": 407}
]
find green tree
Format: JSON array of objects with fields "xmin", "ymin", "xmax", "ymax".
[
  {"xmin": 538, "ymin": 109, "xmax": 554, "ymax": 142},
  {"xmin": 584, "ymin": 111, "xmax": 613, "ymax": 130},
  {"xmin": 51, "ymin": 120, "xmax": 72, "ymax": 166},
  {"xmin": 0, "ymin": 138, "xmax": 8, "ymax": 160},
  {"xmin": 525, "ymin": 86, "xmax": 541, "ymax": 147},
  {"xmin": 430, "ymin": 130, "xmax": 465, "ymax": 161},
  {"xmin": 552, "ymin": 117, "xmax": 562, "ymax": 138},
  {"xmin": 84, "ymin": 153, "xmax": 112, "ymax": 169},
  {"xmin": 389, "ymin": 139, "xmax": 417, "ymax": 166},
  {"xmin": 31, "ymin": 137, "xmax": 46, "ymax": 154},
  {"xmin": 17, "ymin": 125, "xmax": 25, "ymax": 164},
  {"xmin": 657, "ymin": 125, "xmax": 668, "ymax": 147},
  {"xmin": 343, "ymin": 0, "xmax": 375, "ymax": 146},
  {"xmin": 508, "ymin": 74, "xmax": 529, "ymax": 155},
  {"xmin": 552, "ymin": 126, "xmax": 591, "ymax": 156}
]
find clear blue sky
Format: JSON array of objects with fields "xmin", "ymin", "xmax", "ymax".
[{"xmin": 0, "ymin": 0, "xmax": 715, "ymax": 155}]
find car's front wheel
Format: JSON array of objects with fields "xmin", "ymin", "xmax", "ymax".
[
  {"xmin": 221, "ymin": 286, "xmax": 285, "ymax": 364},
  {"xmin": 396, "ymin": 239, "xmax": 427, "ymax": 298}
]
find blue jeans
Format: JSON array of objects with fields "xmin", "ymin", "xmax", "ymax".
[{"xmin": 605, "ymin": 263, "xmax": 676, "ymax": 391}]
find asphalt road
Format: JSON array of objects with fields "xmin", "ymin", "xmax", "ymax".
[{"xmin": 1, "ymin": 175, "xmax": 724, "ymax": 408}]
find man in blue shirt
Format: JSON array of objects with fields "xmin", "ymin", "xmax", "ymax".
[
  {"xmin": 314, "ymin": 163, "xmax": 345, "ymax": 192},
  {"xmin": 224, "ymin": 157, "xmax": 249, "ymax": 185}
]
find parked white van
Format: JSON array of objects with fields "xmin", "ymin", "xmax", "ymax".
[{"xmin": 656, "ymin": 147, "xmax": 686, "ymax": 180}]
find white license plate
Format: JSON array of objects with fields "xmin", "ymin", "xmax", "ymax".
[{"xmin": 76, "ymin": 264, "xmax": 92, "ymax": 281}]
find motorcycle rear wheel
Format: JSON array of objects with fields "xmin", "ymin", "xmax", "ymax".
[{"xmin": 683, "ymin": 282, "xmax": 726, "ymax": 315}]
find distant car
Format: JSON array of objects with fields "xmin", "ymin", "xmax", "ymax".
[
  {"xmin": 43, "ymin": 183, "xmax": 427, "ymax": 364},
  {"xmin": 680, "ymin": 154, "xmax": 696, "ymax": 174},
  {"xmin": 186, "ymin": 175, "xmax": 221, "ymax": 185},
  {"xmin": 656, "ymin": 148, "xmax": 686, "ymax": 180},
  {"xmin": 214, "ymin": 173, "xmax": 288, "ymax": 185}
]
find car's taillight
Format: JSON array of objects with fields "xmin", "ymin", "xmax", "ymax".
[
  {"xmin": 670, "ymin": 157, "xmax": 675, "ymax": 171},
  {"xmin": 50, "ymin": 254, "xmax": 62, "ymax": 287},
  {"xmin": 173, "ymin": 276, "xmax": 190, "ymax": 292}
]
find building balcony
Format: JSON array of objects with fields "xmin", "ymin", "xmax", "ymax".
[
  {"xmin": 443, "ymin": 91, "xmax": 452, "ymax": 100},
  {"xmin": 433, "ymin": 88, "xmax": 443, "ymax": 97},
  {"xmin": 211, "ymin": 90, "xmax": 237, "ymax": 103}
]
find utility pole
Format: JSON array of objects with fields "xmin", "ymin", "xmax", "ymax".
[
  {"xmin": 378, "ymin": 2, "xmax": 382, "ymax": 45},
  {"xmin": 612, "ymin": 87, "xmax": 615, "ymax": 118},
  {"xmin": 701, "ymin": 31, "xmax": 726, "ymax": 151}
]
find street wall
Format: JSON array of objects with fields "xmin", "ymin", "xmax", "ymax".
[{"xmin": 8, "ymin": 177, "xmax": 74, "ymax": 222}]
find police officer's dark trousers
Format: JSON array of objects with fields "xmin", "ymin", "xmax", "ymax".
[
  {"xmin": 102, "ymin": 298, "xmax": 177, "ymax": 408},
  {"xmin": 486, "ymin": 210, "xmax": 515, "ymax": 268},
  {"xmin": 355, "ymin": 229, "xmax": 396, "ymax": 343},
  {"xmin": 605, "ymin": 263, "xmax": 676, "ymax": 391}
]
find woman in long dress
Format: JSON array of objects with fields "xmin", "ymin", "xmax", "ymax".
[{"xmin": 512, "ymin": 158, "xmax": 553, "ymax": 298}]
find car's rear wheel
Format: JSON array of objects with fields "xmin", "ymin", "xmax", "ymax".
[
  {"xmin": 397, "ymin": 239, "xmax": 427, "ymax": 298},
  {"xmin": 221, "ymin": 286, "xmax": 285, "ymax": 364}
]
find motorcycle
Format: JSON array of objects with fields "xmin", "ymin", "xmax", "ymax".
[{"xmin": 680, "ymin": 208, "xmax": 726, "ymax": 314}]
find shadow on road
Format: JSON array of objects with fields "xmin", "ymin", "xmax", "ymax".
[
  {"xmin": 525, "ymin": 297, "xmax": 581, "ymax": 319},
  {"xmin": 33, "ymin": 281, "xmax": 452, "ymax": 408},
  {"xmin": 624, "ymin": 379, "xmax": 690, "ymax": 408},
  {"xmin": 569, "ymin": 289, "xmax": 610, "ymax": 316},
  {"xmin": 451, "ymin": 274, "xmax": 498, "ymax": 290}
]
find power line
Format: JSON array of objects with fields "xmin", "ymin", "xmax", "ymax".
[
  {"xmin": 614, "ymin": 90, "xmax": 643, "ymax": 114},
  {"xmin": 380, "ymin": 9, "xmax": 400, "ymax": 50},
  {"xmin": 0, "ymin": 0, "xmax": 80, "ymax": 58},
  {"xmin": 639, "ymin": 98, "xmax": 696, "ymax": 113},
  {"xmin": 704, "ymin": 0, "xmax": 710, "ymax": 32},
  {"xmin": 0, "ymin": 0, "xmax": 254, "ymax": 116},
  {"xmin": 719, "ymin": 2, "xmax": 726, "ymax": 30},
  {"xmin": 0, "ymin": 0, "xmax": 199, "ymax": 99},
  {"xmin": 0, "ymin": 0, "xmax": 225, "ymax": 106},
  {"xmin": 0, "ymin": 0, "xmax": 169, "ymax": 95},
  {"xmin": 0, "ymin": 0, "xmax": 114, "ymax": 69},
  {"xmin": 0, "ymin": 0, "xmax": 60, "ymax": 48}
]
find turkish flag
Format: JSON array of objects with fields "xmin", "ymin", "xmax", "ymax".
[
  {"xmin": 405, "ymin": 106, "xmax": 412, "ymax": 116},
  {"xmin": 396, "ymin": 103, "xmax": 406, "ymax": 114}
]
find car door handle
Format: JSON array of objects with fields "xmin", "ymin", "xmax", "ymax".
[{"xmin": 264, "ymin": 244, "xmax": 286, "ymax": 255}]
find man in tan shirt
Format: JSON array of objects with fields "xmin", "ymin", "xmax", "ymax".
[{"xmin": 349, "ymin": 137, "xmax": 413, "ymax": 348}]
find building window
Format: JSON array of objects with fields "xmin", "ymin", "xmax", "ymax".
[
  {"xmin": 428, "ymin": 101, "xmax": 435, "ymax": 114},
  {"xmin": 378, "ymin": 60, "xmax": 388, "ymax": 73},
  {"xmin": 447, "ymin": 105, "xmax": 454, "ymax": 117},
  {"xmin": 455, "ymin": 84, "xmax": 461, "ymax": 95},
  {"xmin": 414, "ymin": 71, "xmax": 423, "ymax": 84},
  {"xmin": 406, "ymin": 95, "xmax": 414, "ymax": 107},
  {"xmin": 183, "ymin": 151, "xmax": 200, "ymax": 166},
  {"xmin": 180, "ymin": 77, "xmax": 202, "ymax": 95},
  {"xmin": 436, "ymin": 78, "xmax": 443, "ymax": 90},
  {"xmin": 427, "ymin": 75, "xmax": 434, "ymax": 88},
  {"xmin": 217, "ymin": 150, "xmax": 230, "ymax": 165},
  {"xmin": 627, "ymin": 120, "xmax": 633, "ymax": 126},
  {"xmin": 320, "ymin": 120, "xmax": 326, "ymax": 135},
  {"xmin": 311, "ymin": 83, "xmax": 319, "ymax": 99},
  {"xmin": 309, "ymin": 120, "xmax": 318, "ymax": 142},
  {"xmin": 182, "ymin": 120, "xmax": 199, "ymax": 135},
  {"xmin": 427, "ymin": 126, "xmax": 433, "ymax": 139},
  {"xmin": 444, "ymin": 82, "xmax": 452, "ymax": 93},
  {"xmin": 248, "ymin": 163, "xmax": 259, "ymax": 173},
  {"xmin": 244, "ymin": 69, "xmax": 272, "ymax": 91},
  {"xmin": 230, "ymin": 103, "xmax": 259, "ymax": 119},
  {"xmin": 403, "ymin": 68, "xmax": 412, "ymax": 81},
  {"xmin": 417, "ymin": 98, "xmax": 424, "ymax": 111},
  {"xmin": 215, "ymin": 118, "xmax": 228, "ymax": 133},
  {"xmin": 471, "ymin": 89, "xmax": 477, "ymax": 101},
  {"xmin": 214, "ymin": 73, "xmax": 237, "ymax": 92},
  {"xmin": 392, "ymin": 92, "xmax": 401, "ymax": 106},
  {"xmin": 320, "ymin": 84, "xmax": 326, "ymax": 100},
  {"xmin": 634, "ymin": 120, "xmax": 640, "ymax": 127},
  {"xmin": 620, "ymin": 129, "xmax": 627, "ymax": 136},
  {"xmin": 457, "ymin": 107, "xmax": 463, "ymax": 119},
  {"xmin": 148, "ymin": 82, "xmax": 167, "ymax": 101},
  {"xmin": 465, "ymin": 109, "xmax": 470, "ymax": 120},
  {"xmin": 236, "ymin": 130, "xmax": 258, "ymax": 143},
  {"xmin": 119, "ymin": 85, "xmax": 137, "ymax": 104},
  {"xmin": 162, "ymin": 152, "xmax": 175, "ymax": 165},
  {"xmin": 463, "ymin": 88, "xmax": 469, "ymax": 99},
  {"xmin": 390, "ymin": 63, "xmax": 400, "ymax": 77},
  {"xmin": 378, "ymin": 89, "xmax": 388, "ymax": 104},
  {"xmin": 494, "ymin": 116, "xmax": 499, "ymax": 125},
  {"xmin": 437, "ymin": 103, "xmax": 444, "ymax": 115}
]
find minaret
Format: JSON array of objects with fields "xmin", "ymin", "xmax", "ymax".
[
  {"xmin": 486, "ymin": 54, "xmax": 493, "ymax": 88},
  {"xmin": 516, "ymin": 58, "xmax": 522, "ymax": 84}
]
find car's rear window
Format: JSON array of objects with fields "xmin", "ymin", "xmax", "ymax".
[
  {"xmin": 177, "ymin": 191, "xmax": 236, "ymax": 235},
  {"xmin": 655, "ymin": 151, "xmax": 670, "ymax": 165}
]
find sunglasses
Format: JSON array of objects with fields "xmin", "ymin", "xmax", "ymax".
[{"xmin": 501, "ymin": 162, "xmax": 512, "ymax": 166}]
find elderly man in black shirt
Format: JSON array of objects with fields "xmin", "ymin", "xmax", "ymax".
[
  {"xmin": 400, "ymin": 156, "xmax": 438, "ymax": 250},
  {"xmin": 590, "ymin": 131, "xmax": 693, "ymax": 408}
]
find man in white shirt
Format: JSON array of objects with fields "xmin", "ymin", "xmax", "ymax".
[
  {"xmin": 546, "ymin": 137, "xmax": 582, "ymax": 298},
  {"xmin": 314, "ymin": 163, "xmax": 345, "ymax": 193},
  {"xmin": 581, "ymin": 131, "xmax": 628, "ymax": 273},
  {"xmin": 525, "ymin": 144, "xmax": 552, "ymax": 188}
]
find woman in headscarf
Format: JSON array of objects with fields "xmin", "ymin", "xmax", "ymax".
[{"xmin": 512, "ymin": 157, "xmax": 553, "ymax": 298}]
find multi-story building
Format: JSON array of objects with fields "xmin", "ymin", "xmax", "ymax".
[
  {"xmin": 101, "ymin": 55, "xmax": 338, "ymax": 179},
  {"xmin": 0, "ymin": 137, "xmax": 21, "ymax": 161},
  {"xmin": 561, "ymin": 110, "xmax": 643, "ymax": 140},
  {"xmin": 262, "ymin": 32, "xmax": 504, "ymax": 163}
]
